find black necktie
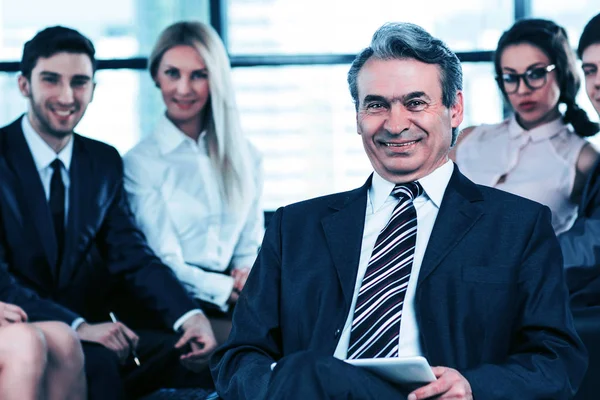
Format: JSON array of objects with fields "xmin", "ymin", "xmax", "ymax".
[
  {"xmin": 50, "ymin": 159, "xmax": 65, "ymax": 266},
  {"xmin": 347, "ymin": 182, "xmax": 423, "ymax": 359}
]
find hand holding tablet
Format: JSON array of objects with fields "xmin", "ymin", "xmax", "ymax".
[{"xmin": 345, "ymin": 356, "xmax": 436, "ymax": 385}]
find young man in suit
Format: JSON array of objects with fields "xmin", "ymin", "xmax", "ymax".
[
  {"xmin": 559, "ymin": 12, "xmax": 600, "ymax": 307},
  {"xmin": 0, "ymin": 26, "xmax": 217, "ymax": 399},
  {"xmin": 211, "ymin": 22, "xmax": 587, "ymax": 399}
]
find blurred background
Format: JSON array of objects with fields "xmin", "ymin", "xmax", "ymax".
[{"xmin": 0, "ymin": 0, "xmax": 598, "ymax": 210}]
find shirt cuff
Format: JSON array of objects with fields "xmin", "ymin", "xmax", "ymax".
[
  {"xmin": 231, "ymin": 254, "xmax": 257, "ymax": 270},
  {"xmin": 195, "ymin": 273, "xmax": 235, "ymax": 309},
  {"xmin": 71, "ymin": 317, "xmax": 86, "ymax": 332},
  {"xmin": 173, "ymin": 309, "xmax": 204, "ymax": 332}
]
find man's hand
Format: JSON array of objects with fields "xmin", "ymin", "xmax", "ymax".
[
  {"xmin": 0, "ymin": 301, "xmax": 28, "ymax": 326},
  {"xmin": 76, "ymin": 322, "xmax": 139, "ymax": 364},
  {"xmin": 228, "ymin": 290, "xmax": 240, "ymax": 304},
  {"xmin": 174, "ymin": 313, "xmax": 217, "ymax": 372},
  {"xmin": 408, "ymin": 367, "xmax": 472, "ymax": 400},
  {"xmin": 231, "ymin": 267, "xmax": 251, "ymax": 293}
]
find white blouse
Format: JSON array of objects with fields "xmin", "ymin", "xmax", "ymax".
[
  {"xmin": 123, "ymin": 115, "xmax": 264, "ymax": 310},
  {"xmin": 456, "ymin": 115, "xmax": 586, "ymax": 234}
]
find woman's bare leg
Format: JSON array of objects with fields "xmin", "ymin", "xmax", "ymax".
[
  {"xmin": 0, "ymin": 323, "xmax": 47, "ymax": 400},
  {"xmin": 33, "ymin": 322, "xmax": 87, "ymax": 400}
]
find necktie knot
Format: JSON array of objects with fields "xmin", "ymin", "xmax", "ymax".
[
  {"xmin": 392, "ymin": 181, "xmax": 423, "ymax": 201},
  {"xmin": 51, "ymin": 158, "xmax": 63, "ymax": 172}
]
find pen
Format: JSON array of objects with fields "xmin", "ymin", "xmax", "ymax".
[{"xmin": 109, "ymin": 312, "xmax": 141, "ymax": 367}]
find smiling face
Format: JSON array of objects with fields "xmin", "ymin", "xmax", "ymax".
[
  {"xmin": 155, "ymin": 45, "xmax": 210, "ymax": 134},
  {"xmin": 582, "ymin": 43, "xmax": 600, "ymax": 117},
  {"xmin": 18, "ymin": 51, "xmax": 95, "ymax": 139},
  {"xmin": 500, "ymin": 43, "xmax": 561, "ymax": 129},
  {"xmin": 356, "ymin": 57, "xmax": 463, "ymax": 183}
]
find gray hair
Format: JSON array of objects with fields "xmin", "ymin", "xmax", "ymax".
[{"xmin": 347, "ymin": 22, "xmax": 463, "ymax": 143}]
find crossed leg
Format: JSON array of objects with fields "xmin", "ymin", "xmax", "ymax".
[
  {"xmin": 33, "ymin": 321, "xmax": 87, "ymax": 400},
  {"xmin": 0, "ymin": 321, "xmax": 86, "ymax": 400}
]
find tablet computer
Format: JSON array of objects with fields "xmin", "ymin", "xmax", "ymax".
[{"xmin": 345, "ymin": 356, "xmax": 436, "ymax": 385}]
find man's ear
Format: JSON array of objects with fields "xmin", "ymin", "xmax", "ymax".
[
  {"xmin": 450, "ymin": 91, "xmax": 464, "ymax": 129},
  {"xmin": 17, "ymin": 74, "xmax": 30, "ymax": 97},
  {"xmin": 90, "ymin": 81, "xmax": 97, "ymax": 103}
]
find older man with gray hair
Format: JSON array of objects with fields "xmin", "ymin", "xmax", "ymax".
[{"xmin": 211, "ymin": 22, "xmax": 587, "ymax": 400}]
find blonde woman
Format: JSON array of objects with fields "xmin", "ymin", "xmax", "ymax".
[{"xmin": 124, "ymin": 21, "xmax": 263, "ymax": 342}]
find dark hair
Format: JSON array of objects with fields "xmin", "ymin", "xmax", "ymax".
[
  {"xmin": 494, "ymin": 18, "xmax": 599, "ymax": 137},
  {"xmin": 20, "ymin": 26, "xmax": 97, "ymax": 79},
  {"xmin": 347, "ymin": 22, "xmax": 463, "ymax": 145},
  {"xmin": 578, "ymin": 13, "xmax": 600, "ymax": 58}
]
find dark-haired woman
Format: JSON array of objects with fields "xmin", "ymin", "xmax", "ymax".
[{"xmin": 452, "ymin": 19, "xmax": 600, "ymax": 234}]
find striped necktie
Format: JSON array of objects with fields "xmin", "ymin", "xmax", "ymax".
[{"xmin": 347, "ymin": 181, "xmax": 423, "ymax": 359}]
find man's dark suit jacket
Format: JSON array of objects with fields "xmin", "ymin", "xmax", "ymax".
[
  {"xmin": 560, "ymin": 158, "xmax": 600, "ymax": 307},
  {"xmin": 211, "ymin": 166, "xmax": 587, "ymax": 400},
  {"xmin": 0, "ymin": 116, "xmax": 197, "ymax": 328}
]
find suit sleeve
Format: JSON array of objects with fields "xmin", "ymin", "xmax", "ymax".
[
  {"xmin": 0, "ymin": 209, "xmax": 80, "ymax": 324},
  {"xmin": 210, "ymin": 207, "xmax": 284, "ymax": 400},
  {"xmin": 96, "ymin": 151, "xmax": 198, "ymax": 329},
  {"xmin": 462, "ymin": 206, "xmax": 588, "ymax": 399},
  {"xmin": 558, "ymin": 207, "xmax": 600, "ymax": 297},
  {"xmin": 559, "ymin": 211, "xmax": 600, "ymax": 270},
  {"xmin": 558, "ymin": 159, "xmax": 600, "ymax": 294}
]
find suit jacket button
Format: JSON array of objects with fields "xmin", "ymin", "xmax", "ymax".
[{"xmin": 334, "ymin": 329, "xmax": 341, "ymax": 337}]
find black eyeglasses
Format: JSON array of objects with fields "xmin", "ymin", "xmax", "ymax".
[{"xmin": 498, "ymin": 64, "xmax": 556, "ymax": 94}]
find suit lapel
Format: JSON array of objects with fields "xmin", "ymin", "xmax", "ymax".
[
  {"xmin": 321, "ymin": 178, "xmax": 370, "ymax": 308},
  {"xmin": 580, "ymin": 157, "xmax": 600, "ymax": 216},
  {"xmin": 59, "ymin": 135, "xmax": 90, "ymax": 288},
  {"xmin": 3, "ymin": 118, "xmax": 58, "ymax": 272},
  {"xmin": 418, "ymin": 168, "xmax": 484, "ymax": 286},
  {"xmin": 0, "ymin": 156, "xmax": 25, "ymax": 230}
]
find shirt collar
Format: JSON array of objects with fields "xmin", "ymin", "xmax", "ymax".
[
  {"xmin": 154, "ymin": 113, "xmax": 207, "ymax": 155},
  {"xmin": 507, "ymin": 113, "xmax": 566, "ymax": 142},
  {"xmin": 21, "ymin": 114, "xmax": 73, "ymax": 171},
  {"xmin": 369, "ymin": 159, "xmax": 454, "ymax": 212}
]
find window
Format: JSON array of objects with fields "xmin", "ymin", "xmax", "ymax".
[
  {"xmin": 233, "ymin": 63, "xmax": 503, "ymax": 209},
  {"xmin": 228, "ymin": 0, "xmax": 514, "ymax": 54},
  {"xmin": 532, "ymin": 0, "xmax": 599, "ymax": 48},
  {"xmin": 1, "ymin": 0, "xmax": 598, "ymax": 209},
  {"xmin": 531, "ymin": 0, "xmax": 600, "ymax": 146},
  {"xmin": 0, "ymin": 0, "xmax": 209, "ymax": 60}
]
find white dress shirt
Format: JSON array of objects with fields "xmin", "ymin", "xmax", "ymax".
[
  {"xmin": 334, "ymin": 160, "xmax": 454, "ymax": 359},
  {"xmin": 22, "ymin": 114, "xmax": 199, "ymax": 332},
  {"xmin": 124, "ymin": 114, "xmax": 264, "ymax": 310},
  {"xmin": 457, "ymin": 115, "xmax": 585, "ymax": 234},
  {"xmin": 22, "ymin": 115, "xmax": 73, "ymax": 213}
]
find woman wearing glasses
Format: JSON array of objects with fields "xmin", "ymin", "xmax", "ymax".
[{"xmin": 452, "ymin": 18, "xmax": 599, "ymax": 234}]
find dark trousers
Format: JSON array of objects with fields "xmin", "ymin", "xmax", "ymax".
[
  {"xmin": 572, "ymin": 306, "xmax": 600, "ymax": 400},
  {"xmin": 83, "ymin": 329, "xmax": 214, "ymax": 400},
  {"xmin": 266, "ymin": 351, "xmax": 409, "ymax": 399}
]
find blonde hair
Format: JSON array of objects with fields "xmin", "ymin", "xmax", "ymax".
[{"xmin": 149, "ymin": 21, "xmax": 252, "ymax": 207}]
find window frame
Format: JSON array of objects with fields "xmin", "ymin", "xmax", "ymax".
[{"xmin": 0, "ymin": 0, "xmax": 533, "ymax": 211}]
